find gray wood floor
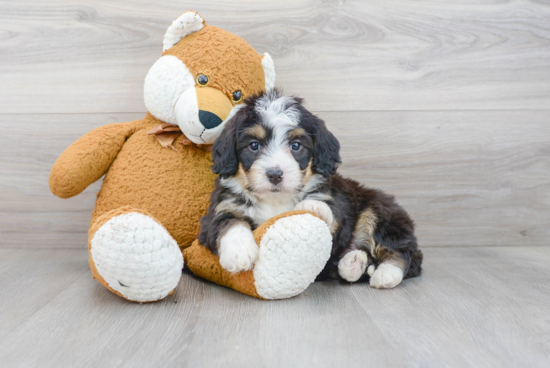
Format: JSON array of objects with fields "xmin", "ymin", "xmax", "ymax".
[
  {"xmin": 2, "ymin": 0, "xmax": 550, "ymax": 367},
  {"xmin": 1, "ymin": 246, "xmax": 549, "ymax": 367}
]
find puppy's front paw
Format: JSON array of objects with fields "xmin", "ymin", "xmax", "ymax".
[
  {"xmin": 295, "ymin": 200, "xmax": 334, "ymax": 227},
  {"xmin": 369, "ymin": 263, "xmax": 404, "ymax": 289},
  {"xmin": 338, "ymin": 250, "xmax": 369, "ymax": 282},
  {"xmin": 219, "ymin": 225, "xmax": 259, "ymax": 273}
]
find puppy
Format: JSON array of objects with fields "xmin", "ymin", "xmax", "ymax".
[{"xmin": 199, "ymin": 90, "xmax": 423, "ymax": 288}]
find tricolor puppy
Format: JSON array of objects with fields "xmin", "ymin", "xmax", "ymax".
[{"xmin": 199, "ymin": 90, "xmax": 423, "ymax": 288}]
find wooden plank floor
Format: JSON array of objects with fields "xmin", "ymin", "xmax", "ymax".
[{"xmin": 0, "ymin": 246, "xmax": 549, "ymax": 367}]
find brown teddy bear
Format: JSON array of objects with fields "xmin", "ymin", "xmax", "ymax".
[{"xmin": 49, "ymin": 11, "xmax": 332, "ymax": 302}]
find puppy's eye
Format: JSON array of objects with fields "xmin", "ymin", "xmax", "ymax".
[
  {"xmin": 290, "ymin": 141, "xmax": 302, "ymax": 151},
  {"xmin": 249, "ymin": 141, "xmax": 260, "ymax": 151},
  {"xmin": 196, "ymin": 74, "xmax": 208, "ymax": 85},
  {"xmin": 232, "ymin": 90, "xmax": 243, "ymax": 103}
]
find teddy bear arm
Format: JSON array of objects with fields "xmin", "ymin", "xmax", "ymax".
[{"xmin": 49, "ymin": 122, "xmax": 138, "ymax": 198}]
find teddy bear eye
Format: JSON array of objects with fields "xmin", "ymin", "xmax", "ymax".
[
  {"xmin": 232, "ymin": 90, "xmax": 243, "ymax": 102},
  {"xmin": 196, "ymin": 74, "xmax": 208, "ymax": 85}
]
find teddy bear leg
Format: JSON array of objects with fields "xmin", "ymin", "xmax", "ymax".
[
  {"xmin": 88, "ymin": 207, "xmax": 183, "ymax": 302},
  {"xmin": 184, "ymin": 210, "xmax": 333, "ymax": 299},
  {"xmin": 251, "ymin": 212, "xmax": 332, "ymax": 299}
]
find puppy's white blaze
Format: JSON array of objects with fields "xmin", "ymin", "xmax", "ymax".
[
  {"xmin": 264, "ymin": 116, "xmax": 297, "ymax": 153},
  {"xmin": 249, "ymin": 92, "xmax": 305, "ymax": 195},
  {"xmin": 255, "ymin": 93, "xmax": 300, "ymax": 127},
  {"xmin": 219, "ymin": 225, "xmax": 259, "ymax": 273},
  {"xmin": 250, "ymin": 147, "xmax": 302, "ymax": 195},
  {"xmin": 264, "ymin": 112, "xmax": 299, "ymax": 129},
  {"xmin": 249, "ymin": 114, "xmax": 303, "ymax": 193},
  {"xmin": 369, "ymin": 263, "xmax": 404, "ymax": 289},
  {"xmin": 338, "ymin": 250, "xmax": 369, "ymax": 282}
]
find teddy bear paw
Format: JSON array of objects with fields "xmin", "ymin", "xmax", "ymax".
[{"xmin": 90, "ymin": 212, "xmax": 183, "ymax": 302}]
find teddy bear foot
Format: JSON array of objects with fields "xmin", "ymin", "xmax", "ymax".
[
  {"xmin": 183, "ymin": 210, "xmax": 332, "ymax": 300},
  {"xmin": 89, "ymin": 210, "xmax": 183, "ymax": 302},
  {"xmin": 252, "ymin": 212, "xmax": 332, "ymax": 299}
]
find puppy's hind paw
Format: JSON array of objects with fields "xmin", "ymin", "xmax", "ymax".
[
  {"xmin": 338, "ymin": 250, "xmax": 369, "ymax": 282},
  {"xmin": 219, "ymin": 225, "xmax": 259, "ymax": 273},
  {"xmin": 369, "ymin": 263, "xmax": 404, "ymax": 289}
]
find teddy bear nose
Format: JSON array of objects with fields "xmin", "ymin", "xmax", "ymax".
[
  {"xmin": 266, "ymin": 168, "xmax": 284, "ymax": 185},
  {"xmin": 198, "ymin": 110, "xmax": 223, "ymax": 129}
]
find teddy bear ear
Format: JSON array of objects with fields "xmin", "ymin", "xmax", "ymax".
[
  {"xmin": 163, "ymin": 11, "xmax": 206, "ymax": 51},
  {"xmin": 261, "ymin": 53, "xmax": 276, "ymax": 92}
]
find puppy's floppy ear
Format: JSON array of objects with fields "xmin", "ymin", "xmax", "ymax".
[
  {"xmin": 211, "ymin": 116, "xmax": 239, "ymax": 179},
  {"xmin": 304, "ymin": 111, "xmax": 341, "ymax": 177}
]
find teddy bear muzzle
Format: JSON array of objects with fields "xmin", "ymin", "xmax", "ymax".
[
  {"xmin": 171, "ymin": 83, "xmax": 236, "ymax": 145},
  {"xmin": 195, "ymin": 85, "xmax": 233, "ymax": 129},
  {"xmin": 198, "ymin": 110, "xmax": 222, "ymax": 129}
]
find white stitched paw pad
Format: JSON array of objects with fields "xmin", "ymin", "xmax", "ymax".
[
  {"xmin": 253, "ymin": 214, "xmax": 332, "ymax": 299},
  {"xmin": 219, "ymin": 225, "xmax": 259, "ymax": 273},
  {"xmin": 90, "ymin": 213, "xmax": 183, "ymax": 302},
  {"xmin": 369, "ymin": 263, "xmax": 404, "ymax": 289},
  {"xmin": 338, "ymin": 250, "xmax": 369, "ymax": 282}
]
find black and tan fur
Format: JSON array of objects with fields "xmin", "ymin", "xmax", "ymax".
[{"xmin": 199, "ymin": 90, "xmax": 422, "ymax": 285}]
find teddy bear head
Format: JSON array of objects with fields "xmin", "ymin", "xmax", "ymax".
[{"xmin": 144, "ymin": 11, "xmax": 275, "ymax": 145}]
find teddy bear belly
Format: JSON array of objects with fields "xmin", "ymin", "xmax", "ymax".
[{"xmin": 91, "ymin": 127, "xmax": 215, "ymax": 249}]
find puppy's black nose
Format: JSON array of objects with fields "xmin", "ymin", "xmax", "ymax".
[
  {"xmin": 199, "ymin": 110, "xmax": 223, "ymax": 129},
  {"xmin": 266, "ymin": 168, "xmax": 283, "ymax": 185}
]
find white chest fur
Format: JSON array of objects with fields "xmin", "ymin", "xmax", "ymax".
[{"xmin": 244, "ymin": 196, "xmax": 299, "ymax": 227}]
